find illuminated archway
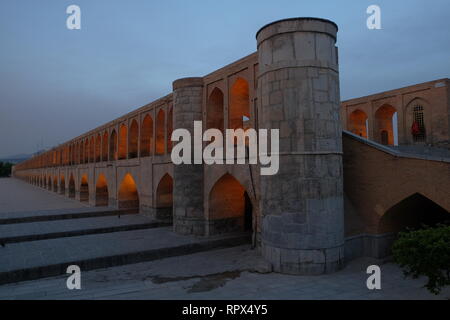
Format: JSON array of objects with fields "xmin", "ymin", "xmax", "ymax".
[
  {"xmin": 167, "ymin": 107, "xmax": 173, "ymax": 153},
  {"xmin": 84, "ymin": 139, "xmax": 89, "ymax": 163},
  {"xmin": 229, "ymin": 78, "xmax": 250, "ymax": 130},
  {"xmin": 95, "ymin": 173, "xmax": 109, "ymax": 206},
  {"xmin": 348, "ymin": 109, "xmax": 368, "ymax": 138},
  {"xmin": 68, "ymin": 174, "xmax": 76, "ymax": 198},
  {"xmin": 156, "ymin": 109, "xmax": 165, "ymax": 155},
  {"xmin": 140, "ymin": 114, "xmax": 153, "ymax": 157},
  {"xmin": 95, "ymin": 134, "xmax": 101, "ymax": 162},
  {"xmin": 207, "ymin": 88, "xmax": 224, "ymax": 132},
  {"xmin": 80, "ymin": 174, "xmax": 89, "ymax": 202},
  {"xmin": 118, "ymin": 173, "xmax": 139, "ymax": 210},
  {"xmin": 118, "ymin": 124, "xmax": 127, "ymax": 160},
  {"xmin": 208, "ymin": 173, "xmax": 252, "ymax": 234},
  {"xmin": 109, "ymin": 130, "xmax": 117, "ymax": 161},
  {"xmin": 375, "ymin": 105, "xmax": 397, "ymax": 145},
  {"xmin": 156, "ymin": 174, "xmax": 173, "ymax": 219},
  {"xmin": 60, "ymin": 174, "xmax": 65, "ymax": 194},
  {"xmin": 102, "ymin": 131, "xmax": 108, "ymax": 161},
  {"xmin": 89, "ymin": 136, "xmax": 95, "ymax": 162},
  {"xmin": 53, "ymin": 176, "xmax": 58, "ymax": 192},
  {"xmin": 128, "ymin": 119, "xmax": 139, "ymax": 159}
]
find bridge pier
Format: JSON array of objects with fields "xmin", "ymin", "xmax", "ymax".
[
  {"xmin": 257, "ymin": 18, "xmax": 345, "ymax": 275},
  {"xmin": 172, "ymin": 77, "xmax": 206, "ymax": 236}
]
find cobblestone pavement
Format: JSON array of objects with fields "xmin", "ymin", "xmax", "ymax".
[{"xmin": 0, "ymin": 245, "xmax": 448, "ymax": 300}]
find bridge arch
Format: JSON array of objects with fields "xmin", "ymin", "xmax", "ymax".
[
  {"xmin": 109, "ymin": 129, "xmax": 117, "ymax": 161},
  {"xmin": 118, "ymin": 124, "xmax": 127, "ymax": 160},
  {"xmin": 155, "ymin": 173, "xmax": 173, "ymax": 220},
  {"xmin": 128, "ymin": 119, "xmax": 139, "ymax": 159},
  {"xmin": 95, "ymin": 134, "xmax": 101, "ymax": 162},
  {"xmin": 156, "ymin": 109, "xmax": 165, "ymax": 155},
  {"xmin": 207, "ymin": 87, "xmax": 224, "ymax": 133},
  {"xmin": 374, "ymin": 104, "xmax": 397, "ymax": 145},
  {"xmin": 140, "ymin": 114, "xmax": 153, "ymax": 157},
  {"xmin": 80, "ymin": 174, "xmax": 89, "ymax": 202},
  {"xmin": 95, "ymin": 173, "xmax": 109, "ymax": 206},
  {"xmin": 53, "ymin": 176, "xmax": 58, "ymax": 192},
  {"xmin": 60, "ymin": 174, "xmax": 65, "ymax": 194},
  {"xmin": 229, "ymin": 77, "xmax": 250, "ymax": 130},
  {"xmin": 102, "ymin": 131, "xmax": 108, "ymax": 161},
  {"xmin": 167, "ymin": 107, "xmax": 173, "ymax": 153},
  {"xmin": 89, "ymin": 136, "xmax": 95, "ymax": 162},
  {"xmin": 68, "ymin": 173, "xmax": 76, "ymax": 198},
  {"xmin": 348, "ymin": 109, "xmax": 368, "ymax": 138},
  {"xmin": 118, "ymin": 173, "xmax": 139, "ymax": 210},
  {"xmin": 378, "ymin": 193, "xmax": 449, "ymax": 234},
  {"xmin": 208, "ymin": 173, "xmax": 253, "ymax": 235}
]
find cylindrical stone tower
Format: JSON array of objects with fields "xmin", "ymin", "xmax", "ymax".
[
  {"xmin": 257, "ymin": 18, "xmax": 344, "ymax": 274},
  {"xmin": 172, "ymin": 77, "xmax": 205, "ymax": 236}
]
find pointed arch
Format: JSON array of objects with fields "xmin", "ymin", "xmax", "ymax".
[
  {"xmin": 128, "ymin": 119, "xmax": 139, "ymax": 159},
  {"xmin": 89, "ymin": 136, "xmax": 95, "ymax": 162},
  {"xmin": 156, "ymin": 109, "xmax": 165, "ymax": 155},
  {"xmin": 79, "ymin": 142, "xmax": 84, "ymax": 164},
  {"xmin": 229, "ymin": 78, "xmax": 250, "ymax": 130},
  {"xmin": 80, "ymin": 174, "xmax": 89, "ymax": 202},
  {"xmin": 118, "ymin": 173, "xmax": 139, "ymax": 210},
  {"xmin": 379, "ymin": 193, "xmax": 449, "ymax": 233},
  {"xmin": 140, "ymin": 114, "xmax": 153, "ymax": 157},
  {"xmin": 68, "ymin": 173, "xmax": 75, "ymax": 198},
  {"xmin": 155, "ymin": 173, "xmax": 173, "ymax": 220},
  {"xmin": 348, "ymin": 109, "xmax": 368, "ymax": 138},
  {"xmin": 208, "ymin": 173, "xmax": 253, "ymax": 234},
  {"xmin": 60, "ymin": 174, "xmax": 65, "ymax": 194},
  {"xmin": 167, "ymin": 107, "xmax": 173, "ymax": 153},
  {"xmin": 95, "ymin": 134, "xmax": 101, "ymax": 162},
  {"xmin": 95, "ymin": 173, "xmax": 109, "ymax": 206},
  {"xmin": 102, "ymin": 131, "xmax": 108, "ymax": 161},
  {"xmin": 207, "ymin": 87, "xmax": 224, "ymax": 132},
  {"xmin": 109, "ymin": 129, "xmax": 117, "ymax": 161},
  {"xmin": 405, "ymin": 98, "xmax": 430, "ymax": 144},
  {"xmin": 53, "ymin": 176, "xmax": 58, "ymax": 192},
  {"xmin": 118, "ymin": 124, "xmax": 127, "ymax": 160},
  {"xmin": 374, "ymin": 104, "xmax": 397, "ymax": 146}
]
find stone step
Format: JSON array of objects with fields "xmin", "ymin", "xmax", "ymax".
[
  {"xmin": 0, "ymin": 215, "xmax": 171, "ymax": 244},
  {"xmin": 0, "ymin": 208, "xmax": 137, "ymax": 225},
  {"xmin": 0, "ymin": 227, "xmax": 250, "ymax": 285}
]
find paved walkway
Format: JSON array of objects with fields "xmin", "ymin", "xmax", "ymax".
[
  {"xmin": 0, "ymin": 214, "xmax": 163, "ymax": 242},
  {"xmin": 0, "ymin": 178, "xmax": 89, "ymax": 215},
  {"xmin": 0, "ymin": 245, "xmax": 448, "ymax": 300},
  {"xmin": 0, "ymin": 227, "xmax": 245, "ymax": 274}
]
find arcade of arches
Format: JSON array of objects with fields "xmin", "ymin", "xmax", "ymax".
[{"xmin": 12, "ymin": 19, "xmax": 449, "ymax": 274}]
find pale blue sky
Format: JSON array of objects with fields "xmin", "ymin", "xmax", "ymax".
[{"xmin": 1, "ymin": 0, "xmax": 449, "ymax": 157}]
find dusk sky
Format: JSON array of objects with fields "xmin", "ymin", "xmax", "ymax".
[{"xmin": 0, "ymin": 0, "xmax": 449, "ymax": 158}]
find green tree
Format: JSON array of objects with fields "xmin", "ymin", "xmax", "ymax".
[
  {"xmin": 0, "ymin": 162, "xmax": 13, "ymax": 177},
  {"xmin": 392, "ymin": 225, "xmax": 450, "ymax": 295}
]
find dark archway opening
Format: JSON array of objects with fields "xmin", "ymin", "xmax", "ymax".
[
  {"xmin": 95, "ymin": 174, "xmax": 109, "ymax": 206},
  {"xmin": 80, "ymin": 175, "xmax": 89, "ymax": 202},
  {"xmin": 208, "ymin": 173, "xmax": 253, "ymax": 235},
  {"xmin": 68, "ymin": 174, "xmax": 76, "ymax": 198},
  {"xmin": 60, "ymin": 175, "xmax": 65, "ymax": 194},
  {"xmin": 155, "ymin": 174, "xmax": 173, "ymax": 220},
  {"xmin": 379, "ymin": 193, "xmax": 449, "ymax": 234}
]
